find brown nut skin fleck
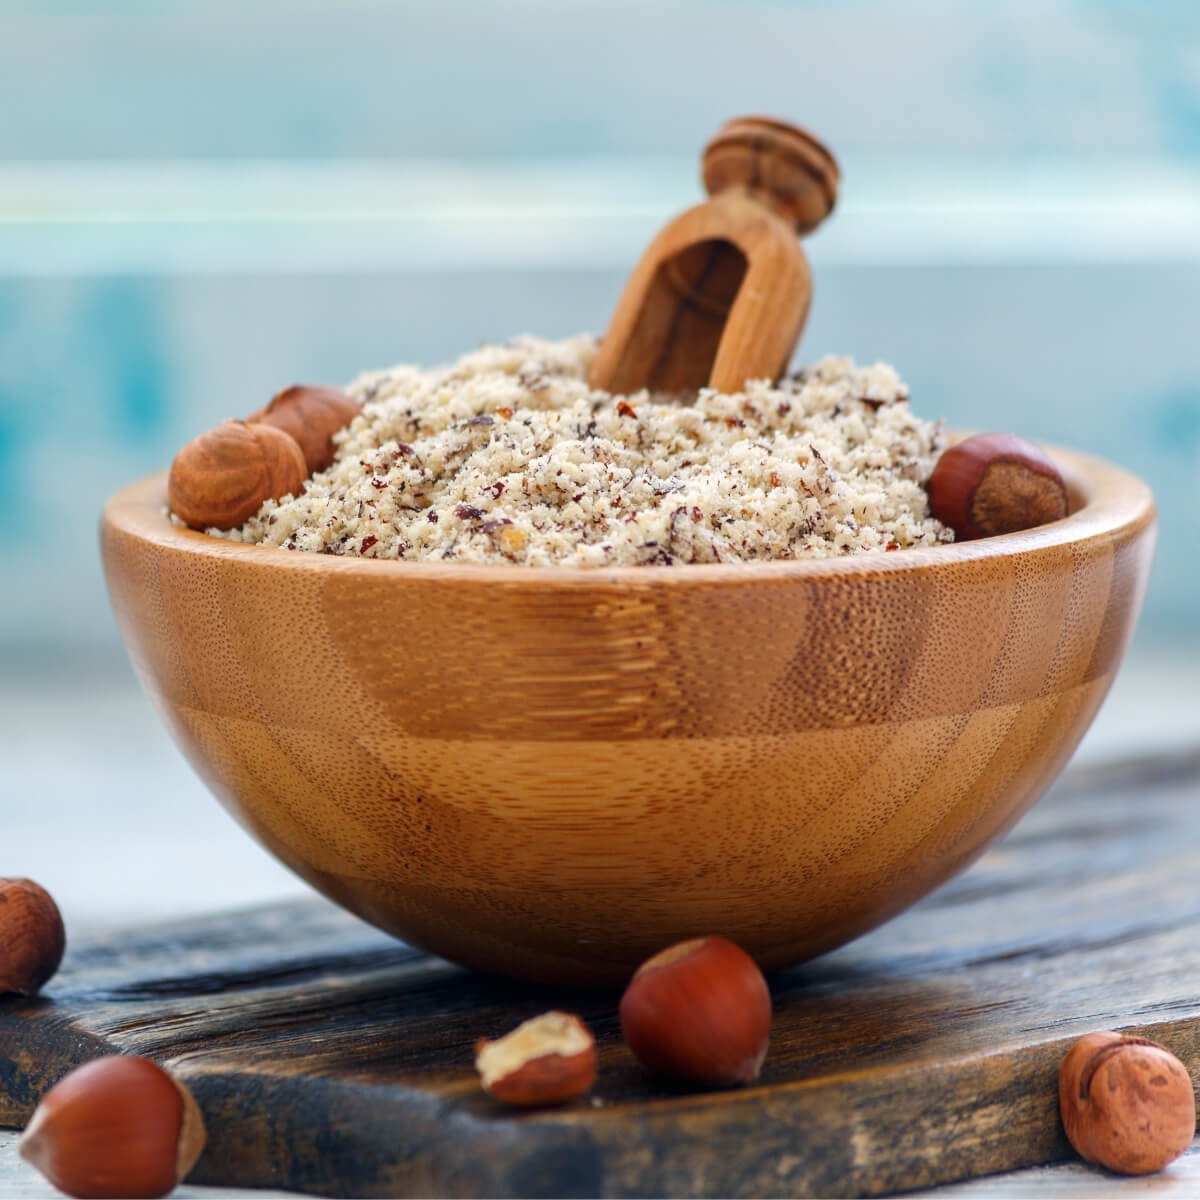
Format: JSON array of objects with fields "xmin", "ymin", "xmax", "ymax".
[
  {"xmin": 474, "ymin": 1011, "xmax": 597, "ymax": 1108},
  {"xmin": 1059, "ymin": 1031, "xmax": 1196, "ymax": 1175},
  {"xmin": 927, "ymin": 432, "xmax": 1068, "ymax": 541},
  {"xmin": 0, "ymin": 877, "xmax": 65, "ymax": 996},
  {"xmin": 249, "ymin": 384, "xmax": 361, "ymax": 474},
  {"xmin": 167, "ymin": 419, "xmax": 307, "ymax": 531},
  {"xmin": 619, "ymin": 935, "xmax": 771, "ymax": 1087},
  {"xmin": 19, "ymin": 1055, "xmax": 207, "ymax": 1199}
]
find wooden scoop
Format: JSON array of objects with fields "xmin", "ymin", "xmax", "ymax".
[{"xmin": 588, "ymin": 116, "xmax": 839, "ymax": 396}]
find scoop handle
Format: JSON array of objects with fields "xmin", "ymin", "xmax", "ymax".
[{"xmin": 588, "ymin": 116, "xmax": 838, "ymax": 395}]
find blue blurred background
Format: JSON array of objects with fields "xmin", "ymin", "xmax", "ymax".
[{"xmin": 2, "ymin": 0, "xmax": 1198, "ymax": 923}]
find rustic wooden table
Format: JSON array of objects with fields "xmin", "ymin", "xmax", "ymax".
[{"xmin": 2, "ymin": 648, "xmax": 1199, "ymax": 1197}]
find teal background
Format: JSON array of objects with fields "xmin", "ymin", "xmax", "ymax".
[{"xmin": 1, "ymin": 0, "xmax": 1198, "ymax": 663}]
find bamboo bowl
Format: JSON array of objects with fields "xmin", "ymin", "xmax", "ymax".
[{"xmin": 101, "ymin": 445, "xmax": 1154, "ymax": 983}]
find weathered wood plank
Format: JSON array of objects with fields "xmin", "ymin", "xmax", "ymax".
[{"xmin": 2, "ymin": 750, "xmax": 1199, "ymax": 1197}]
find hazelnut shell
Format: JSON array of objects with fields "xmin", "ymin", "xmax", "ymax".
[
  {"xmin": 927, "ymin": 432, "xmax": 1068, "ymax": 541},
  {"xmin": 167, "ymin": 419, "xmax": 307, "ymax": 531},
  {"xmin": 0, "ymin": 877, "xmax": 65, "ymax": 996},
  {"xmin": 619, "ymin": 935, "xmax": 771, "ymax": 1087},
  {"xmin": 19, "ymin": 1055, "xmax": 207, "ymax": 1199},
  {"xmin": 1059, "ymin": 1031, "xmax": 1196, "ymax": 1175},
  {"xmin": 249, "ymin": 384, "xmax": 361, "ymax": 474}
]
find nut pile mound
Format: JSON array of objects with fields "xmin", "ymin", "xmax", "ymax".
[{"xmin": 217, "ymin": 335, "xmax": 952, "ymax": 565}]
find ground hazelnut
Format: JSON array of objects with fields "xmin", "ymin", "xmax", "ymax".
[
  {"xmin": 0, "ymin": 877, "xmax": 65, "ymax": 996},
  {"xmin": 19, "ymin": 1055, "xmax": 207, "ymax": 1198},
  {"xmin": 1059, "ymin": 1031, "xmax": 1196, "ymax": 1175},
  {"xmin": 167, "ymin": 419, "xmax": 307, "ymax": 531},
  {"xmin": 249, "ymin": 384, "xmax": 361, "ymax": 474},
  {"xmin": 497, "ymin": 525, "xmax": 528, "ymax": 556},
  {"xmin": 927, "ymin": 432, "xmax": 1068, "ymax": 540},
  {"xmin": 474, "ymin": 1011, "xmax": 597, "ymax": 1107},
  {"xmin": 619, "ymin": 935, "xmax": 771, "ymax": 1087}
]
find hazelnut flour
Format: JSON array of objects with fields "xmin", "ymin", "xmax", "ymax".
[{"xmin": 216, "ymin": 335, "xmax": 953, "ymax": 565}]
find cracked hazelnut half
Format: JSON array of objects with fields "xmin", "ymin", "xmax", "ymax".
[
  {"xmin": 249, "ymin": 384, "xmax": 361, "ymax": 475},
  {"xmin": 1059, "ymin": 1031, "xmax": 1196, "ymax": 1175},
  {"xmin": 167, "ymin": 419, "xmax": 307, "ymax": 531},
  {"xmin": 20, "ymin": 1055, "xmax": 207, "ymax": 1199},
  {"xmin": 619, "ymin": 935, "xmax": 771, "ymax": 1087},
  {"xmin": 0, "ymin": 877, "xmax": 65, "ymax": 996},
  {"xmin": 927, "ymin": 432, "xmax": 1069, "ymax": 541},
  {"xmin": 475, "ymin": 1011, "xmax": 597, "ymax": 1107}
]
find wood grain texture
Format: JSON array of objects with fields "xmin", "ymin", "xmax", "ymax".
[
  {"xmin": 2, "ymin": 750, "xmax": 1200, "ymax": 1198},
  {"xmin": 588, "ymin": 115, "xmax": 836, "ymax": 394},
  {"xmin": 99, "ymin": 445, "xmax": 1154, "ymax": 984}
]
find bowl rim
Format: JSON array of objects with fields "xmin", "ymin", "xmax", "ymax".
[{"xmin": 102, "ymin": 440, "xmax": 1155, "ymax": 588}]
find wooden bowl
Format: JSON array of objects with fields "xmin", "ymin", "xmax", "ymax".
[{"xmin": 101, "ymin": 445, "xmax": 1154, "ymax": 983}]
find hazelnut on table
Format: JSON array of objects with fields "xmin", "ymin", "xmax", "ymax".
[
  {"xmin": 19, "ymin": 1055, "xmax": 207, "ymax": 1199},
  {"xmin": 1059, "ymin": 1031, "xmax": 1196, "ymax": 1175},
  {"xmin": 619, "ymin": 935, "xmax": 771, "ymax": 1087},
  {"xmin": 0, "ymin": 877, "xmax": 65, "ymax": 996}
]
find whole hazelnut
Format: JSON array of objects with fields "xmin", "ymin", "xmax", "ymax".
[
  {"xmin": 927, "ymin": 432, "xmax": 1069, "ymax": 541},
  {"xmin": 0, "ymin": 877, "xmax": 65, "ymax": 996},
  {"xmin": 249, "ymin": 384, "xmax": 361, "ymax": 474},
  {"xmin": 167, "ymin": 419, "xmax": 307, "ymax": 531},
  {"xmin": 619, "ymin": 936, "xmax": 771, "ymax": 1087},
  {"xmin": 19, "ymin": 1055, "xmax": 207, "ymax": 1199},
  {"xmin": 475, "ymin": 1011, "xmax": 597, "ymax": 1107},
  {"xmin": 1059, "ymin": 1031, "xmax": 1196, "ymax": 1175}
]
